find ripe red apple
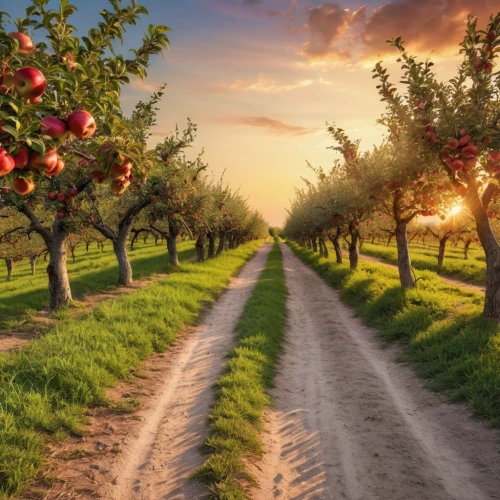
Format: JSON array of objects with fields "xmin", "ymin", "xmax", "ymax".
[
  {"xmin": 0, "ymin": 148, "xmax": 15, "ymax": 176},
  {"xmin": 453, "ymin": 159, "xmax": 465, "ymax": 171},
  {"xmin": 485, "ymin": 62, "xmax": 494, "ymax": 73},
  {"xmin": 13, "ymin": 147, "xmax": 29, "ymax": 168},
  {"xmin": 8, "ymin": 32, "xmax": 34, "ymax": 54},
  {"xmin": 459, "ymin": 129, "xmax": 467, "ymax": 137},
  {"xmin": 448, "ymin": 138, "xmax": 459, "ymax": 149},
  {"xmin": 487, "ymin": 30, "xmax": 496, "ymax": 42},
  {"xmin": 13, "ymin": 67, "xmax": 46, "ymax": 99},
  {"xmin": 12, "ymin": 176, "xmax": 35, "ymax": 196},
  {"xmin": 57, "ymin": 192, "xmax": 65, "ymax": 202},
  {"xmin": 29, "ymin": 95, "xmax": 42, "ymax": 104},
  {"xmin": 458, "ymin": 135, "xmax": 471, "ymax": 147},
  {"xmin": 46, "ymin": 157, "xmax": 65, "ymax": 177},
  {"xmin": 47, "ymin": 190, "xmax": 57, "ymax": 201},
  {"xmin": 67, "ymin": 110, "xmax": 96, "ymax": 139},
  {"xmin": 56, "ymin": 211, "xmax": 65, "ymax": 220},
  {"xmin": 110, "ymin": 158, "xmax": 132, "ymax": 178},
  {"xmin": 461, "ymin": 145, "xmax": 478, "ymax": 159},
  {"xmin": 40, "ymin": 116, "xmax": 68, "ymax": 139},
  {"xmin": 30, "ymin": 149, "xmax": 58, "ymax": 172}
]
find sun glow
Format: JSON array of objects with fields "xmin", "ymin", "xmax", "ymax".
[{"xmin": 449, "ymin": 205, "xmax": 463, "ymax": 216}]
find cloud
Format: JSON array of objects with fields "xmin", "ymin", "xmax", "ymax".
[
  {"xmin": 222, "ymin": 74, "xmax": 314, "ymax": 92},
  {"xmin": 301, "ymin": 3, "xmax": 366, "ymax": 62},
  {"xmin": 227, "ymin": 115, "xmax": 318, "ymax": 136},
  {"xmin": 297, "ymin": 0, "xmax": 499, "ymax": 65},
  {"xmin": 210, "ymin": 0, "xmax": 280, "ymax": 19},
  {"xmin": 130, "ymin": 79, "xmax": 156, "ymax": 93}
]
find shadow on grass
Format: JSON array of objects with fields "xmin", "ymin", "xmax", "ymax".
[{"xmin": 0, "ymin": 246, "xmax": 195, "ymax": 329}]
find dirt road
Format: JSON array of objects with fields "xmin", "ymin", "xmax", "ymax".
[
  {"xmin": 253, "ymin": 243, "xmax": 500, "ymax": 500},
  {"xmin": 99, "ymin": 243, "xmax": 272, "ymax": 500}
]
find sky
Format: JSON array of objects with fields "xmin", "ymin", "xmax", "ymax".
[{"xmin": 0, "ymin": 0, "xmax": 497, "ymax": 225}]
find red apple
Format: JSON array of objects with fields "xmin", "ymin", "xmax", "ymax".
[
  {"xmin": 12, "ymin": 176, "xmax": 35, "ymax": 196},
  {"xmin": 8, "ymin": 32, "xmax": 34, "ymax": 54},
  {"xmin": 110, "ymin": 158, "xmax": 132, "ymax": 178},
  {"xmin": 487, "ymin": 30, "xmax": 496, "ymax": 42},
  {"xmin": 30, "ymin": 149, "xmax": 58, "ymax": 173},
  {"xmin": 13, "ymin": 147, "xmax": 29, "ymax": 168},
  {"xmin": 47, "ymin": 190, "xmax": 57, "ymax": 201},
  {"xmin": 46, "ymin": 157, "xmax": 65, "ymax": 177},
  {"xmin": 56, "ymin": 211, "xmax": 65, "ymax": 220},
  {"xmin": 67, "ymin": 110, "xmax": 96, "ymax": 139},
  {"xmin": 459, "ymin": 129, "xmax": 467, "ymax": 137},
  {"xmin": 40, "ymin": 116, "xmax": 68, "ymax": 139},
  {"xmin": 448, "ymin": 138, "xmax": 459, "ymax": 149},
  {"xmin": 453, "ymin": 159, "xmax": 465, "ymax": 171},
  {"xmin": 29, "ymin": 96, "xmax": 42, "ymax": 104},
  {"xmin": 0, "ymin": 148, "xmax": 15, "ymax": 176},
  {"xmin": 13, "ymin": 67, "xmax": 46, "ymax": 99},
  {"xmin": 458, "ymin": 135, "xmax": 471, "ymax": 147},
  {"xmin": 461, "ymin": 145, "xmax": 478, "ymax": 159}
]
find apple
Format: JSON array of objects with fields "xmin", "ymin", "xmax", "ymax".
[
  {"xmin": 29, "ymin": 96, "xmax": 42, "ymax": 104},
  {"xmin": 461, "ymin": 145, "xmax": 478, "ymax": 159},
  {"xmin": 110, "ymin": 179, "xmax": 130, "ymax": 195},
  {"xmin": 46, "ymin": 157, "xmax": 65, "ymax": 177},
  {"xmin": 453, "ymin": 159, "xmax": 465, "ymax": 171},
  {"xmin": 12, "ymin": 176, "xmax": 35, "ymax": 196},
  {"xmin": 13, "ymin": 147, "xmax": 29, "ymax": 168},
  {"xmin": 13, "ymin": 67, "xmax": 46, "ymax": 99},
  {"xmin": 448, "ymin": 138, "xmax": 459, "ymax": 149},
  {"xmin": 458, "ymin": 135, "xmax": 471, "ymax": 147},
  {"xmin": 56, "ymin": 211, "xmax": 65, "ymax": 220},
  {"xmin": 67, "ymin": 110, "xmax": 96, "ymax": 139},
  {"xmin": 40, "ymin": 116, "xmax": 68, "ymax": 139},
  {"xmin": 8, "ymin": 32, "xmax": 34, "ymax": 54},
  {"xmin": 30, "ymin": 149, "xmax": 58, "ymax": 172},
  {"xmin": 485, "ymin": 63, "xmax": 494, "ymax": 73},
  {"xmin": 110, "ymin": 158, "xmax": 132, "ymax": 178},
  {"xmin": 47, "ymin": 190, "xmax": 57, "ymax": 201},
  {"xmin": 0, "ymin": 149, "xmax": 15, "ymax": 176}
]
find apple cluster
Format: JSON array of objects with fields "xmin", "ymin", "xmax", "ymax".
[
  {"xmin": 90, "ymin": 143, "xmax": 134, "ymax": 195},
  {"xmin": 473, "ymin": 29, "xmax": 497, "ymax": 73},
  {"xmin": 0, "ymin": 32, "xmax": 97, "ymax": 196}
]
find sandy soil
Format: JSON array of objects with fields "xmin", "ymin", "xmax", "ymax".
[
  {"xmin": 359, "ymin": 252, "xmax": 485, "ymax": 293},
  {"xmin": 86, "ymin": 243, "xmax": 271, "ymax": 500},
  {"xmin": 252, "ymin": 243, "xmax": 500, "ymax": 500}
]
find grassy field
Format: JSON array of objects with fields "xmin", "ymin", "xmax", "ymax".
[
  {"xmin": 289, "ymin": 242, "xmax": 500, "ymax": 428},
  {"xmin": 195, "ymin": 242, "xmax": 287, "ymax": 499},
  {"xmin": 359, "ymin": 241, "xmax": 486, "ymax": 286},
  {"xmin": 0, "ymin": 241, "xmax": 263, "ymax": 499},
  {"xmin": 0, "ymin": 240, "xmax": 195, "ymax": 330}
]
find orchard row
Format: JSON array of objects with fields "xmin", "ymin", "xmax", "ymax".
[
  {"xmin": 0, "ymin": 1, "xmax": 268, "ymax": 310},
  {"xmin": 285, "ymin": 12, "xmax": 500, "ymax": 320}
]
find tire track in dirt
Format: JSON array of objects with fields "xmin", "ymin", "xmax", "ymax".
[
  {"xmin": 252, "ymin": 243, "xmax": 500, "ymax": 500},
  {"xmin": 99, "ymin": 243, "xmax": 272, "ymax": 500}
]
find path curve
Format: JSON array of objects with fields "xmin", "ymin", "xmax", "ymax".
[
  {"xmin": 253, "ymin": 243, "xmax": 500, "ymax": 500},
  {"xmin": 99, "ymin": 243, "xmax": 272, "ymax": 500}
]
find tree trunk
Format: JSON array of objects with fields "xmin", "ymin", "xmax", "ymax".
[
  {"xmin": 328, "ymin": 234, "xmax": 343, "ymax": 264},
  {"xmin": 437, "ymin": 237, "xmax": 450, "ymax": 273},
  {"xmin": 5, "ymin": 258, "xmax": 14, "ymax": 281},
  {"xmin": 216, "ymin": 231, "xmax": 225, "ymax": 256},
  {"xmin": 30, "ymin": 255, "xmax": 37, "ymax": 276},
  {"xmin": 348, "ymin": 231, "xmax": 359, "ymax": 270},
  {"xmin": 208, "ymin": 232, "xmax": 216, "ymax": 258},
  {"xmin": 47, "ymin": 233, "xmax": 73, "ymax": 310},
  {"xmin": 395, "ymin": 221, "xmax": 414, "ymax": 288},
  {"xmin": 167, "ymin": 217, "xmax": 180, "ymax": 266},
  {"xmin": 113, "ymin": 230, "xmax": 133, "ymax": 286},
  {"xmin": 311, "ymin": 237, "xmax": 318, "ymax": 253},
  {"xmin": 70, "ymin": 247, "xmax": 76, "ymax": 263},
  {"xmin": 464, "ymin": 240, "xmax": 471, "ymax": 260},
  {"xmin": 196, "ymin": 234, "xmax": 206, "ymax": 262},
  {"xmin": 86, "ymin": 241, "xmax": 90, "ymax": 252},
  {"xmin": 359, "ymin": 237, "xmax": 365, "ymax": 250},
  {"xmin": 387, "ymin": 233, "xmax": 395, "ymax": 246},
  {"xmin": 318, "ymin": 237, "xmax": 325, "ymax": 257},
  {"xmin": 319, "ymin": 237, "xmax": 329, "ymax": 258}
]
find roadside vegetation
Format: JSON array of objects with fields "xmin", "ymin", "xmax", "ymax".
[
  {"xmin": 0, "ymin": 241, "xmax": 262, "ymax": 498},
  {"xmin": 360, "ymin": 242, "xmax": 486, "ymax": 287},
  {"xmin": 288, "ymin": 242, "xmax": 500, "ymax": 428},
  {"xmin": 194, "ymin": 243, "xmax": 287, "ymax": 499},
  {"xmin": 0, "ymin": 240, "xmax": 195, "ymax": 330}
]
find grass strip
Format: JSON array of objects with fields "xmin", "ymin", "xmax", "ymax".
[
  {"xmin": 360, "ymin": 241, "xmax": 486, "ymax": 286},
  {"xmin": 288, "ymin": 241, "xmax": 500, "ymax": 428},
  {"xmin": 0, "ymin": 240, "xmax": 196, "ymax": 330},
  {"xmin": 0, "ymin": 241, "xmax": 262, "ymax": 499},
  {"xmin": 194, "ymin": 242, "xmax": 287, "ymax": 499}
]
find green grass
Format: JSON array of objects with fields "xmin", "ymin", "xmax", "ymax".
[
  {"xmin": 0, "ymin": 240, "xmax": 195, "ymax": 330},
  {"xmin": 0, "ymin": 241, "xmax": 263, "ymax": 499},
  {"xmin": 360, "ymin": 241, "xmax": 486, "ymax": 286},
  {"xmin": 288, "ymin": 241, "xmax": 500, "ymax": 428},
  {"xmin": 194, "ymin": 243, "xmax": 287, "ymax": 499}
]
